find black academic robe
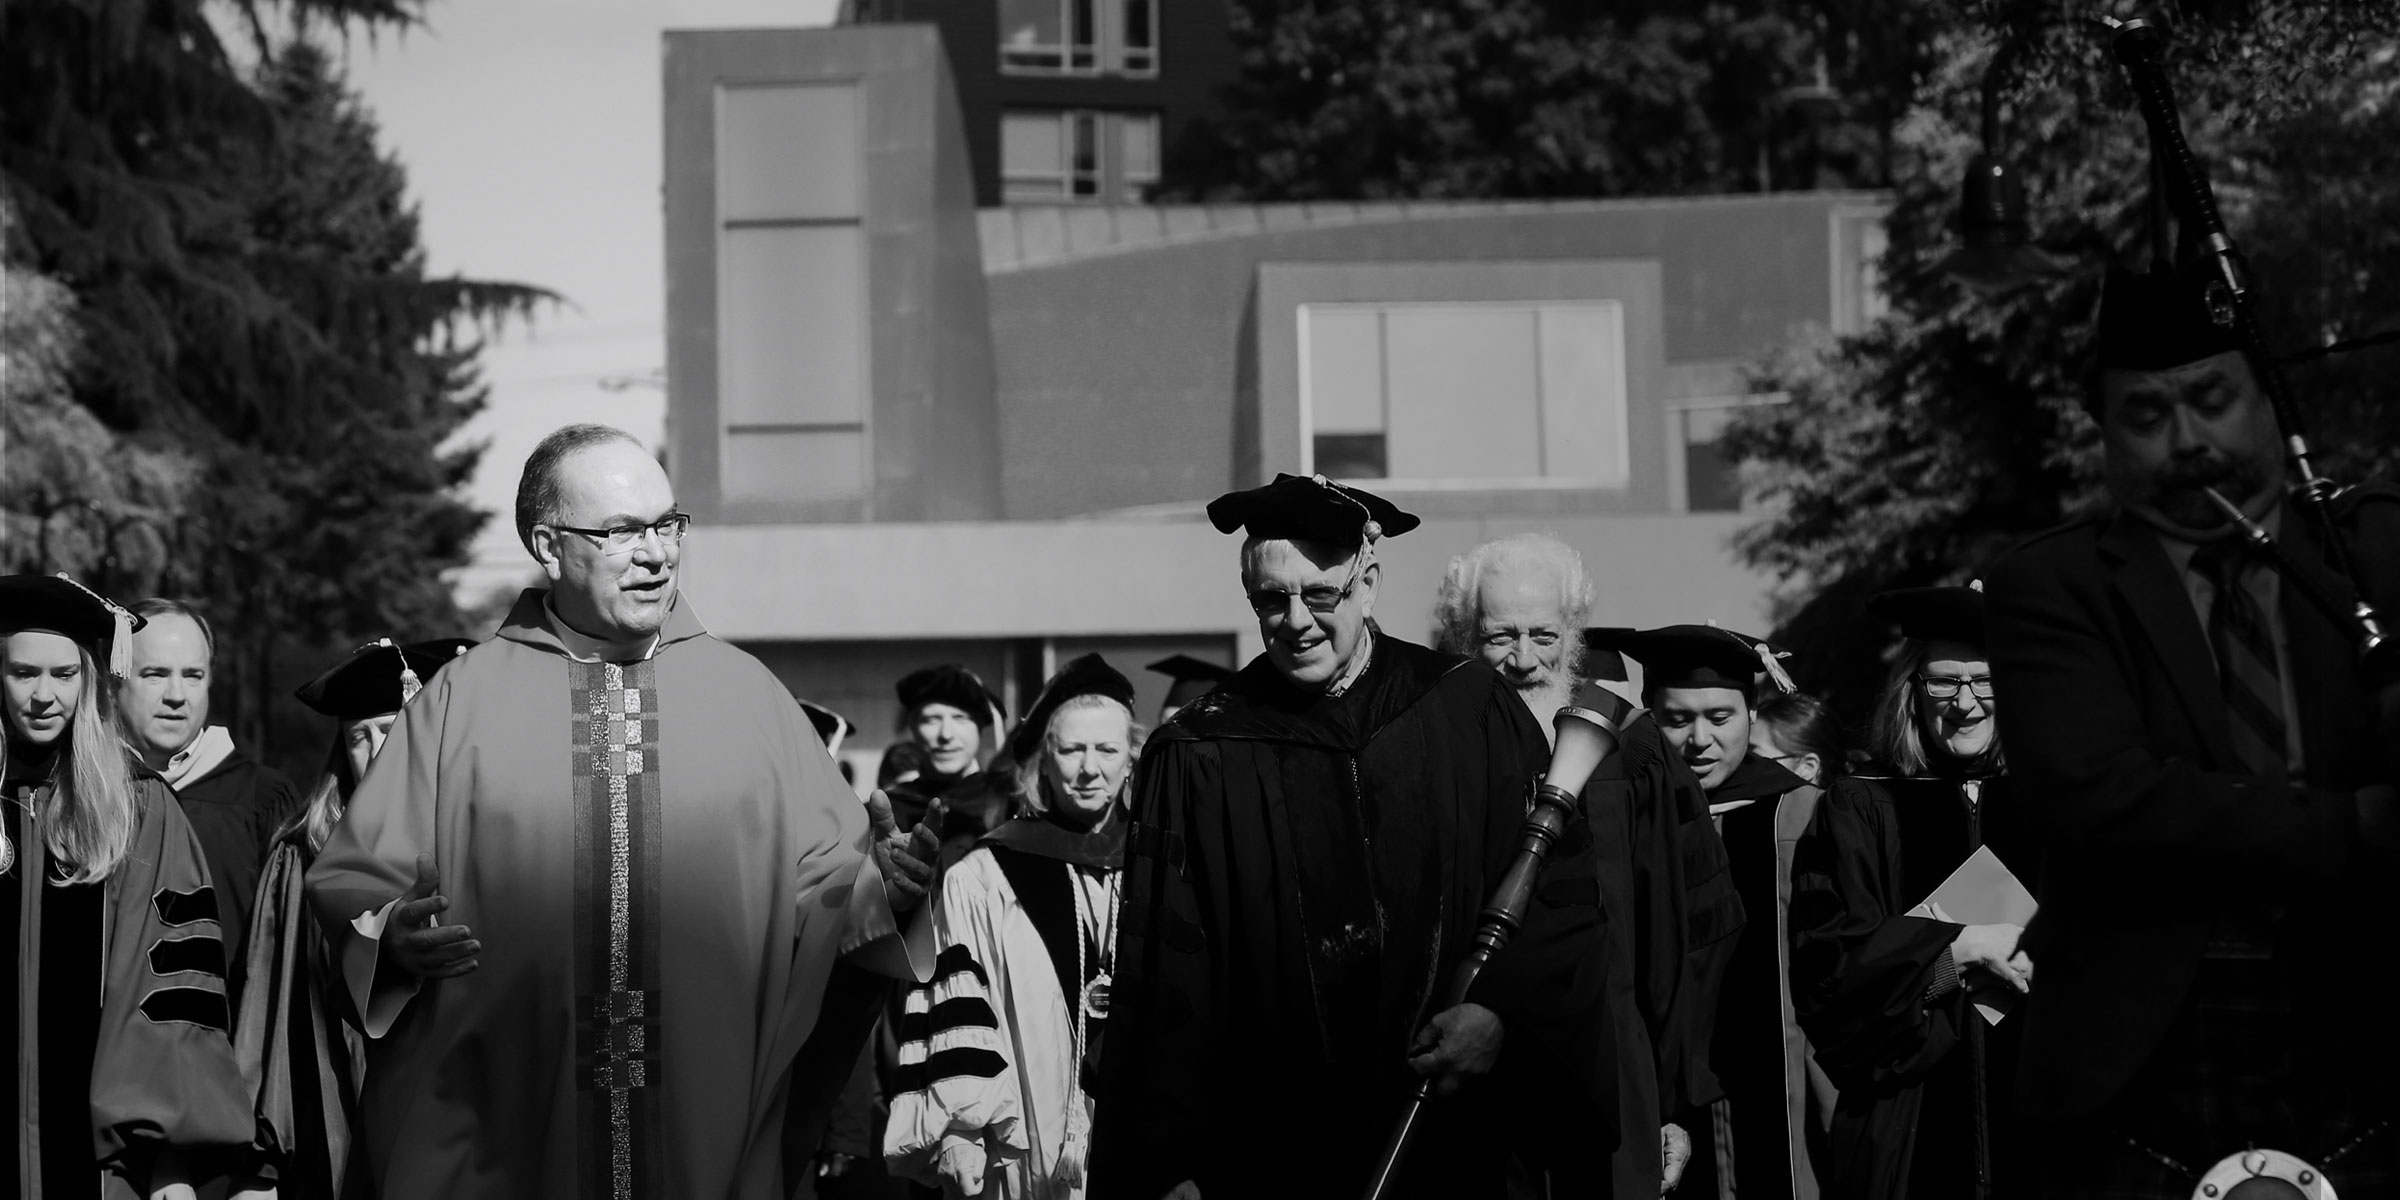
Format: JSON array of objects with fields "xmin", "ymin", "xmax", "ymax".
[
  {"xmin": 5, "ymin": 748, "xmax": 258, "ymax": 1198},
  {"xmin": 175, "ymin": 750, "xmax": 303, "ymax": 1007},
  {"xmin": 1678, "ymin": 752, "xmax": 1812, "ymax": 1200},
  {"xmin": 233, "ymin": 825, "xmax": 368, "ymax": 1200},
  {"xmin": 1090, "ymin": 633, "xmax": 1615, "ymax": 1200},
  {"xmin": 1789, "ymin": 772, "xmax": 2039, "ymax": 1200},
  {"xmin": 1578, "ymin": 711, "xmax": 1746, "ymax": 1197}
]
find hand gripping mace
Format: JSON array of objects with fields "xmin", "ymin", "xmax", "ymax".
[{"xmin": 1360, "ymin": 681, "xmax": 1628, "ymax": 1200}]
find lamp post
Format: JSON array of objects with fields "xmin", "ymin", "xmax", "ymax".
[{"xmin": 1940, "ymin": 32, "xmax": 2071, "ymax": 293}]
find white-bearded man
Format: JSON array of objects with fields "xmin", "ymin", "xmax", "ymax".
[{"xmin": 1434, "ymin": 533, "xmax": 1744, "ymax": 1197}]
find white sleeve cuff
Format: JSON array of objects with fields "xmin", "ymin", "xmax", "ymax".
[
  {"xmin": 345, "ymin": 897, "xmax": 423, "ymax": 1038},
  {"xmin": 839, "ymin": 856, "xmax": 936, "ymax": 982}
]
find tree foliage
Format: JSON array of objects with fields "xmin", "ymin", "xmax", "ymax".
[
  {"xmin": 1158, "ymin": 0, "xmax": 1950, "ymax": 200},
  {"xmin": 1720, "ymin": 3, "xmax": 2400, "ymax": 716},
  {"xmin": 2, "ymin": 1, "xmax": 554, "ymax": 767}
]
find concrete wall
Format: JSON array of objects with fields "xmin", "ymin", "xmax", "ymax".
[
  {"xmin": 986, "ymin": 195, "xmax": 1875, "ymax": 520},
  {"xmin": 678, "ymin": 510, "xmax": 1775, "ymax": 651},
  {"xmin": 663, "ymin": 27, "xmax": 1002, "ymax": 524}
]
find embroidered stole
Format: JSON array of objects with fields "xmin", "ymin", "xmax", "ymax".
[{"xmin": 570, "ymin": 660, "xmax": 664, "ymax": 1199}]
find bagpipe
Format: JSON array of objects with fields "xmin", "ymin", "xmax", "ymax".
[{"xmin": 2103, "ymin": 15, "xmax": 2396, "ymax": 692}]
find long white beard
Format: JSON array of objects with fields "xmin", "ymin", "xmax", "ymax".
[{"xmin": 1513, "ymin": 674, "xmax": 1579, "ymax": 745}]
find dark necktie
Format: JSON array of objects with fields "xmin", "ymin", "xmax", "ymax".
[{"xmin": 2193, "ymin": 539, "xmax": 2287, "ymax": 779}]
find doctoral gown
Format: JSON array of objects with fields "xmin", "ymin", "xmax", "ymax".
[
  {"xmin": 236, "ymin": 825, "xmax": 369, "ymax": 1200},
  {"xmin": 1090, "ymin": 632, "xmax": 1616, "ymax": 1200},
  {"xmin": 307, "ymin": 589, "xmax": 929, "ymax": 1200},
  {"xmin": 5, "ymin": 746, "xmax": 257, "ymax": 1198},
  {"xmin": 1679, "ymin": 752, "xmax": 1817, "ymax": 1200},
  {"xmin": 172, "ymin": 743, "xmax": 304, "ymax": 1008},
  {"xmin": 886, "ymin": 815, "xmax": 1125, "ymax": 1199},
  {"xmin": 1788, "ymin": 772, "xmax": 2037, "ymax": 1200},
  {"xmin": 1578, "ymin": 711, "xmax": 1745, "ymax": 1197}
]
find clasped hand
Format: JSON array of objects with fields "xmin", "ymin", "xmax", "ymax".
[
  {"xmin": 867, "ymin": 789, "xmax": 941, "ymax": 913},
  {"xmin": 1941, "ymin": 912, "xmax": 2032, "ymax": 993},
  {"xmin": 384, "ymin": 853, "xmax": 479, "ymax": 981}
]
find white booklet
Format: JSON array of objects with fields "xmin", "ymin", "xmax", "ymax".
[{"xmin": 1905, "ymin": 844, "xmax": 2038, "ymax": 1025}]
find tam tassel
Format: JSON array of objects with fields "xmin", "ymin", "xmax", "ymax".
[
  {"xmin": 110, "ymin": 606, "xmax": 133, "ymax": 681},
  {"xmin": 53, "ymin": 573, "xmax": 137, "ymax": 679},
  {"xmin": 1752, "ymin": 640, "xmax": 1797, "ymax": 694},
  {"xmin": 394, "ymin": 641, "xmax": 427, "ymax": 705}
]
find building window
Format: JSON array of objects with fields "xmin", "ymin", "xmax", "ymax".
[
  {"xmin": 715, "ymin": 84, "xmax": 870, "ymax": 509},
  {"xmin": 1831, "ymin": 206, "xmax": 1890, "ymax": 335},
  {"xmin": 1000, "ymin": 0, "xmax": 1157, "ymax": 76},
  {"xmin": 1120, "ymin": 112, "xmax": 1159, "ymax": 197},
  {"xmin": 1003, "ymin": 109, "xmax": 1158, "ymax": 204},
  {"xmin": 1297, "ymin": 302, "xmax": 1631, "ymax": 487},
  {"xmin": 1670, "ymin": 394, "xmax": 1788, "ymax": 512}
]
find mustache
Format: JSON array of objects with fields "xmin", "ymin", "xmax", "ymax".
[{"xmin": 2153, "ymin": 455, "xmax": 2253, "ymax": 493}]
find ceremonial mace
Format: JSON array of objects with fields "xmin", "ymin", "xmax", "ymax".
[
  {"xmin": 1360, "ymin": 681, "xmax": 1628, "ymax": 1200},
  {"xmin": 2105, "ymin": 15, "xmax": 2396, "ymax": 687}
]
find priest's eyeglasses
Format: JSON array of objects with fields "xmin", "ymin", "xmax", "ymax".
[
  {"xmin": 1916, "ymin": 674, "xmax": 1995, "ymax": 700},
  {"xmin": 551, "ymin": 512, "xmax": 692, "ymax": 556}
]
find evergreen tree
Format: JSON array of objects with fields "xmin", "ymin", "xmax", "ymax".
[{"xmin": 1, "ymin": 2, "xmax": 551, "ymax": 765}]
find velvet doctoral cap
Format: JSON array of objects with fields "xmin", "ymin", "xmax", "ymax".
[
  {"xmin": 2096, "ymin": 261, "xmax": 2243, "ymax": 373},
  {"xmin": 1587, "ymin": 624, "xmax": 1794, "ymax": 696},
  {"xmin": 1867, "ymin": 584, "xmax": 1987, "ymax": 646},
  {"xmin": 895, "ymin": 664, "xmax": 1004, "ymax": 727},
  {"xmin": 1006, "ymin": 654, "xmax": 1137, "ymax": 765},
  {"xmin": 1147, "ymin": 653, "xmax": 1236, "ymax": 710},
  {"xmin": 0, "ymin": 574, "xmax": 144, "ymax": 679},
  {"xmin": 294, "ymin": 637, "xmax": 475, "ymax": 720},
  {"xmin": 1206, "ymin": 473, "xmax": 1420, "ymax": 547},
  {"xmin": 1576, "ymin": 640, "xmax": 1631, "ymax": 684},
  {"xmin": 797, "ymin": 699, "xmax": 855, "ymax": 755}
]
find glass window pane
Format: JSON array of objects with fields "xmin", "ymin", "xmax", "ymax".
[
  {"xmin": 1313, "ymin": 434, "xmax": 1388, "ymax": 481},
  {"xmin": 724, "ymin": 430, "xmax": 866, "ymax": 505},
  {"xmin": 1119, "ymin": 113, "xmax": 1159, "ymax": 183},
  {"xmin": 718, "ymin": 226, "xmax": 866, "ymax": 428},
  {"xmin": 1303, "ymin": 306, "xmax": 1384, "ymax": 435},
  {"xmin": 999, "ymin": 0, "xmax": 1062, "ymax": 51},
  {"xmin": 1069, "ymin": 113, "xmax": 1099, "ymax": 196},
  {"xmin": 1122, "ymin": 0, "xmax": 1154, "ymax": 50},
  {"xmin": 1002, "ymin": 113, "xmax": 1063, "ymax": 177},
  {"xmin": 1070, "ymin": 113, "xmax": 1098, "ymax": 175},
  {"xmin": 718, "ymin": 85, "xmax": 859, "ymax": 222},
  {"xmin": 1682, "ymin": 409, "xmax": 1742, "ymax": 512},
  {"xmin": 1069, "ymin": 0, "xmax": 1095, "ymax": 51},
  {"xmin": 1536, "ymin": 304, "xmax": 1629, "ymax": 485},
  {"xmin": 1383, "ymin": 307, "xmax": 1542, "ymax": 478}
]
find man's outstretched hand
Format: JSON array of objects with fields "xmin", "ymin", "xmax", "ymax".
[
  {"xmin": 385, "ymin": 853, "xmax": 479, "ymax": 980},
  {"xmin": 1407, "ymin": 1002, "xmax": 1505, "ymax": 1098},
  {"xmin": 868, "ymin": 789, "xmax": 940, "ymax": 912}
]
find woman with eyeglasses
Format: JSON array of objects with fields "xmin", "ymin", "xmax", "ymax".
[{"xmin": 1786, "ymin": 585, "xmax": 2040, "ymax": 1200}]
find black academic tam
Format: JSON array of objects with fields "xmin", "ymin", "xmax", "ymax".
[
  {"xmin": 294, "ymin": 637, "xmax": 476, "ymax": 720},
  {"xmin": 1205, "ymin": 473, "xmax": 1420, "ymax": 546}
]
